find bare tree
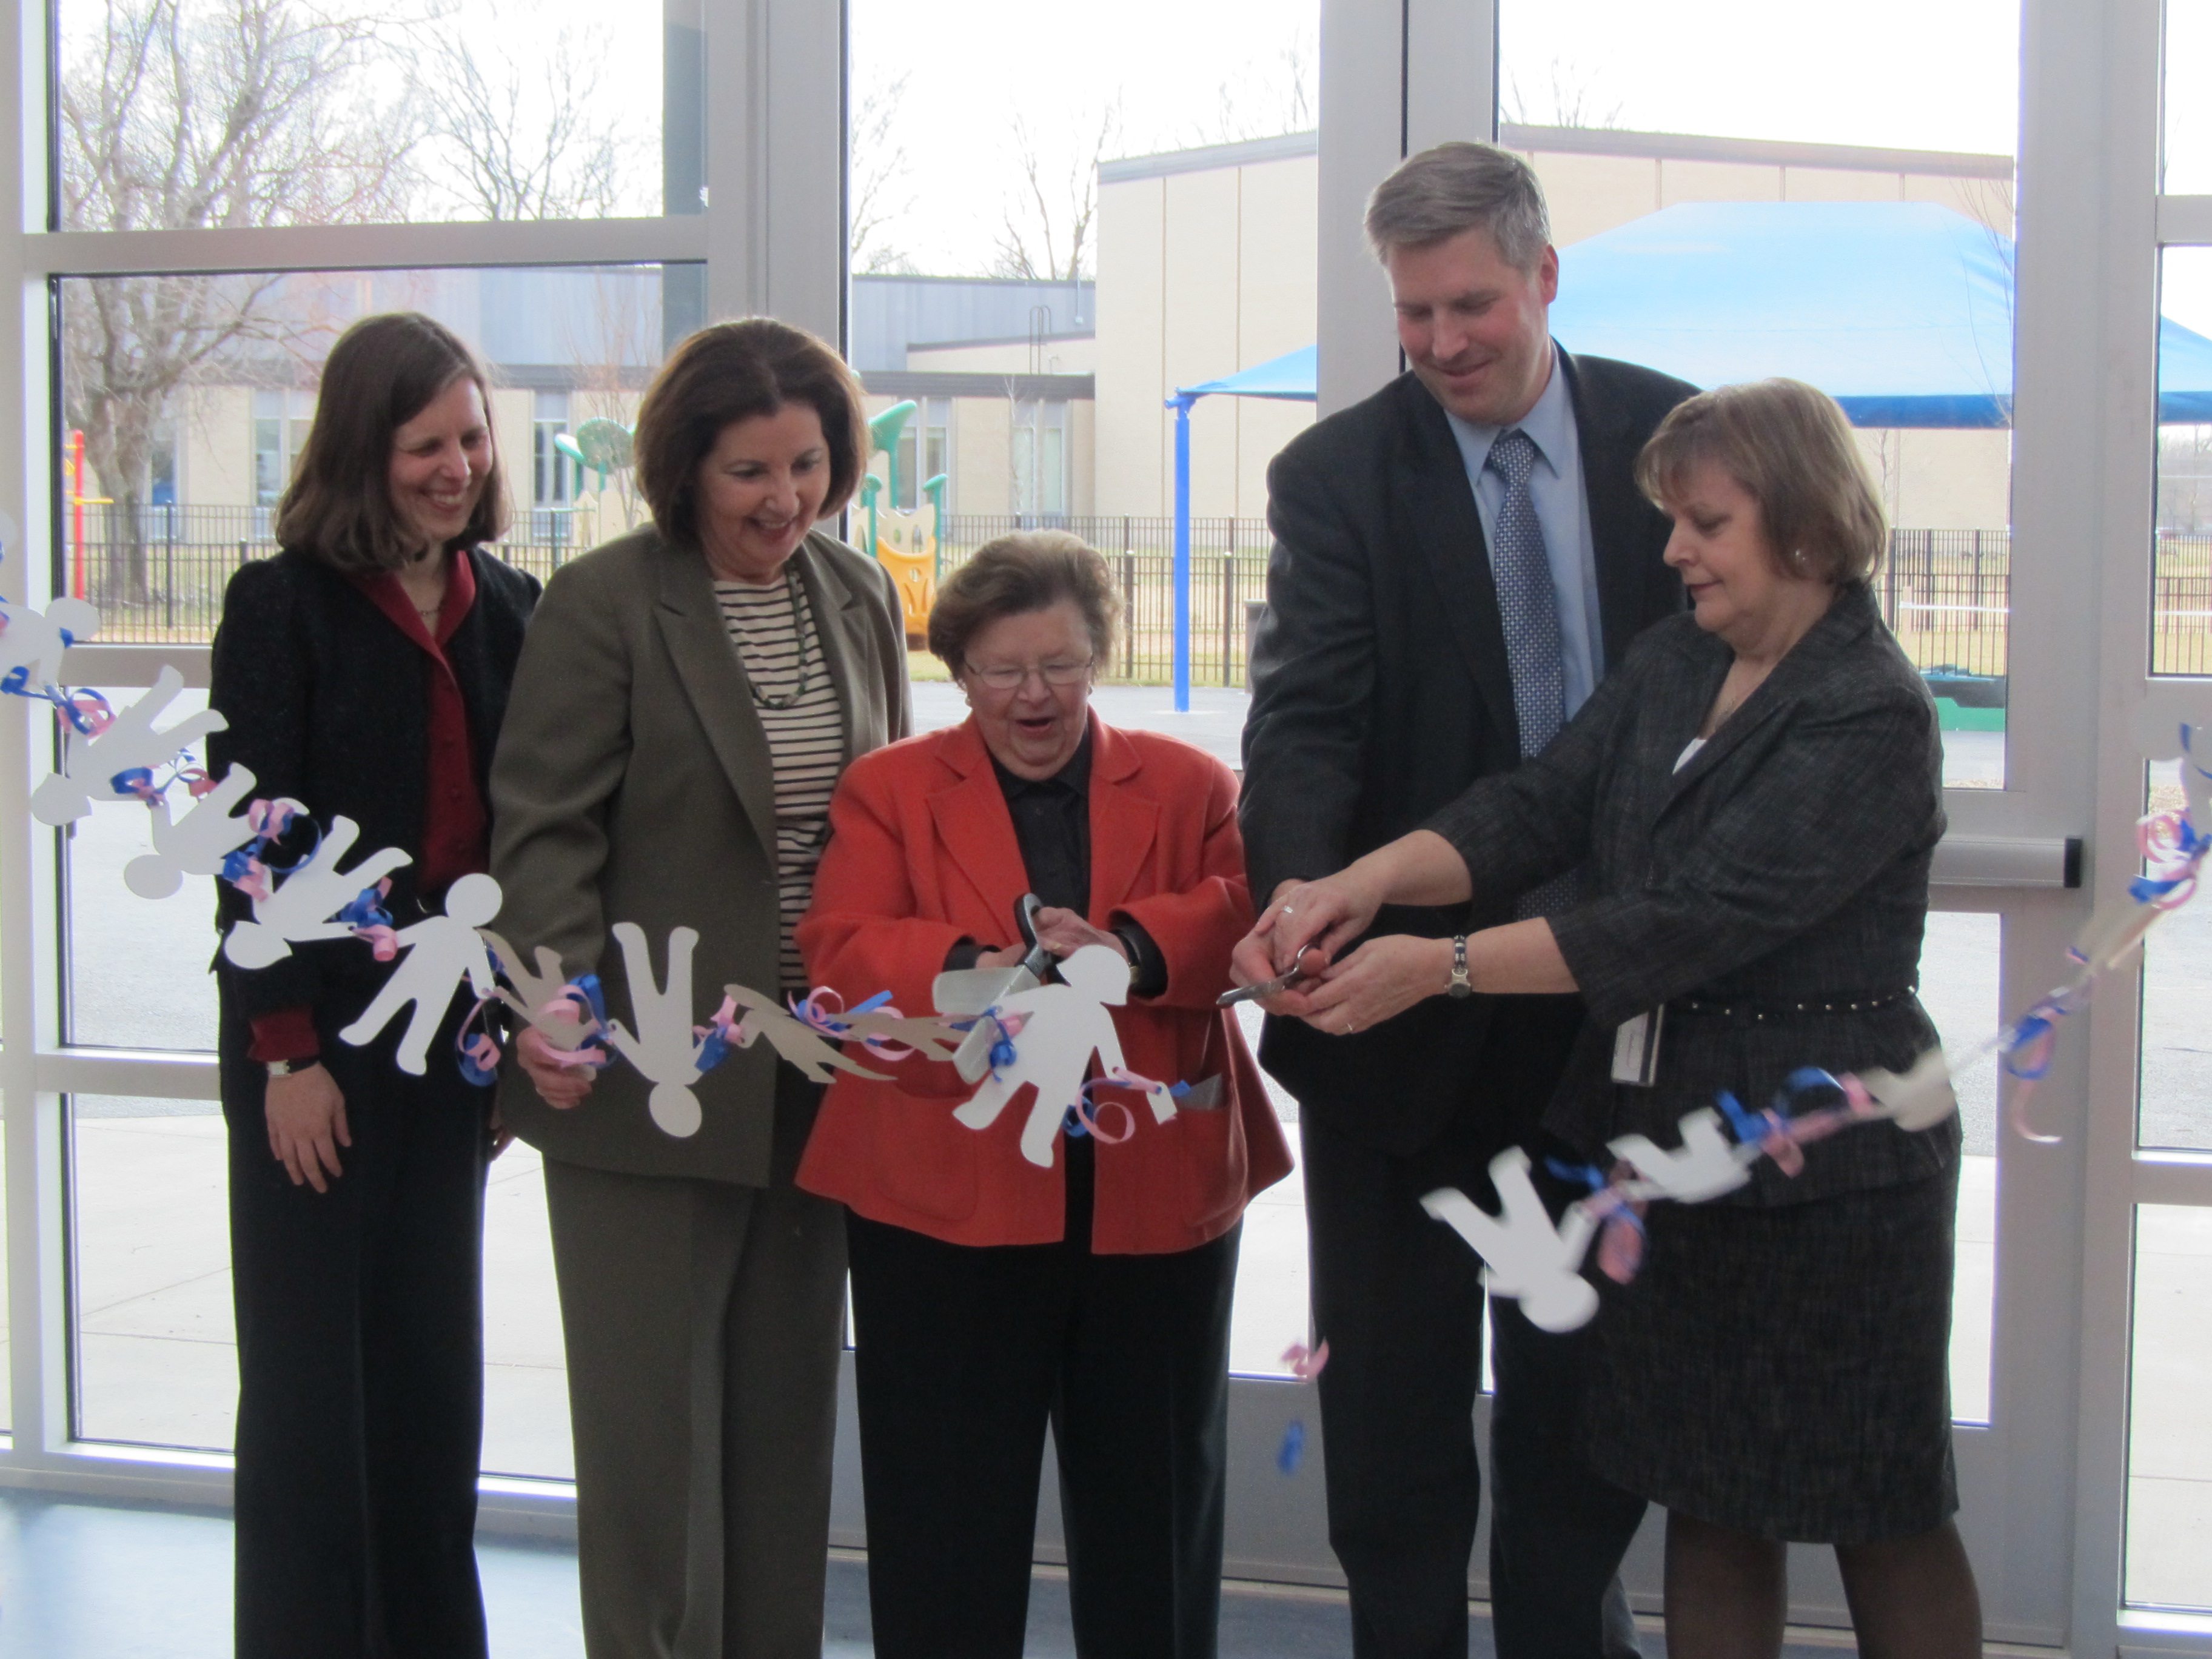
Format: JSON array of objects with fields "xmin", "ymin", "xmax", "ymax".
[
  {"xmin": 414, "ymin": 5, "xmax": 645, "ymax": 221},
  {"xmin": 850, "ymin": 68, "xmax": 917, "ymax": 275},
  {"xmin": 1182, "ymin": 35, "xmax": 1315, "ymax": 148},
  {"xmin": 1501, "ymin": 59, "xmax": 1625, "ymax": 130},
  {"xmin": 992, "ymin": 107, "xmax": 1118, "ymax": 283},
  {"xmin": 58, "ymin": 0, "xmax": 415, "ymax": 601}
]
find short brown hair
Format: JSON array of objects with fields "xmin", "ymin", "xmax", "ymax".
[
  {"xmin": 275, "ymin": 312, "xmax": 508, "ymax": 572},
  {"xmin": 928, "ymin": 532, "xmax": 1121, "ymax": 674},
  {"xmin": 633, "ymin": 319, "xmax": 869, "ymax": 546},
  {"xmin": 1635, "ymin": 378, "xmax": 1888, "ymax": 584}
]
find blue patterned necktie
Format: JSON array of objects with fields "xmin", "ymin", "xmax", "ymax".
[
  {"xmin": 1484, "ymin": 429, "xmax": 1579, "ymax": 920},
  {"xmin": 1484, "ymin": 429, "xmax": 1566, "ymax": 759}
]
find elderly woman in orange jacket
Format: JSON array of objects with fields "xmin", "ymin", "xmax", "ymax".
[{"xmin": 797, "ymin": 531, "xmax": 1292, "ymax": 1659}]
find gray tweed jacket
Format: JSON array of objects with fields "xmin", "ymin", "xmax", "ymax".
[{"xmin": 1425, "ymin": 580, "xmax": 1959, "ymax": 1205}]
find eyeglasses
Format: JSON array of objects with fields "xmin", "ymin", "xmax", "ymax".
[{"xmin": 962, "ymin": 657, "xmax": 1094, "ymax": 691}]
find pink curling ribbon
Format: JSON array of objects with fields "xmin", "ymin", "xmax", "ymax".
[
  {"xmin": 1071, "ymin": 1074, "xmax": 1141, "ymax": 1144},
  {"xmin": 456, "ymin": 994, "xmax": 503, "ymax": 1087},
  {"xmin": 786, "ymin": 987, "xmax": 920, "ymax": 1061},
  {"xmin": 1280, "ymin": 1339, "xmax": 1330, "ymax": 1380},
  {"xmin": 537, "ymin": 982, "xmax": 610, "ymax": 1070},
  {"xmin": 351, "ymin": 923, "xmax": 400, "ymax": 962}
]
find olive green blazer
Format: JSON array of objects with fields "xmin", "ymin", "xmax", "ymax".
[{"xmin": 488, "ymin": 525, "xmax": 911, "ymax": 1185}]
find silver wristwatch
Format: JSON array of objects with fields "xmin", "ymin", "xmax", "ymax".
[
  {"xmin": 1447, "ymin": 934, "xmax": 1474, "ymax": 999},
  {"xmin": 265, "ymin": 1058, "xmax": 317, "ymax": 1079}
]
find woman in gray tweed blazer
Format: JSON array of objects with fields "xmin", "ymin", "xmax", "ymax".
[{"xmin": 1237, "ymin": 379, "xmax": 1980, "ymax": 1658}]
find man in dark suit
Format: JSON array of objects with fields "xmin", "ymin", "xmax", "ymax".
[{"xmin": 1239, "ymin": 141, "xmax": 1697, "ymax": 1658}]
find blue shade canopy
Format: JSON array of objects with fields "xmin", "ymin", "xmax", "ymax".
[
  {"xmin": 1171, "ymin": 204, "xmax": 2212, "ymax": 427},
  {"xmin": 1175, "ymin": 343, "xmax": 1318, "ymax": 403},
  {"xmin": 1547, "ymin": 199, "xmax": 2212, "ymax": 427}
]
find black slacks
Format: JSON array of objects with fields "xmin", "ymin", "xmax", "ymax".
[
  {"xmin": 222, "ymin": 984, "xmax": 491, "ymax": 1659},
  {"xmin": 1300, "ymin": 994, "xmax": 1649, "ymax": 1659},
  {"xmin": 846, "ymin": 1136, "xmax": 1241, "ymax": 1659}
]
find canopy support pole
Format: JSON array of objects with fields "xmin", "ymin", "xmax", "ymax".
[{"xmin": 1168, "ymin": 394, "xmax": 1196, "ymax": 712}]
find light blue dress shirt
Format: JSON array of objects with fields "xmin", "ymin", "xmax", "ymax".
[{"xmin": 1444, "ymin": 350, "xmax": 1606, "ymax": 717}]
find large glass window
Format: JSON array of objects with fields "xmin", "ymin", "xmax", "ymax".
[
  {"xmin": 56, "ymin": 264, "xmax": 684, "ymax": 642},
  {"xmin": 1500, "ymin": 0, "xmax": 2020, "ymax": 791},
  {"xmin": 2127, "ymin": 1204, "xmax": 2212, "ymax": 1610},
  {"xmin": 850, "ymin": 0, "xmax": 1315, "ymax": 681},
  {"xmin": 55, "ymin": 0, "xmax": 671, "ymax": 228}
]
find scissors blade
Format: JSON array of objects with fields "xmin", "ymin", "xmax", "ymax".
[{"xmin": 1216, "ymin": 957, "xmax": 1315, "ymax": 1008}]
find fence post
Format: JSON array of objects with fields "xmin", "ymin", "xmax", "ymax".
[
  {"xmin": 1222, "ymin": 555, "xmax": 1234, "ymax": 686},
  {"xmin": 163, "ymin": 504, "xmax": 175, "ymax": 631},
  {"xmin": 1121, "ymin": 554, "xmax": 1136, "ymax": 679}
]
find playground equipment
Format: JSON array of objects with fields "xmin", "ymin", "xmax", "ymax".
[
  {"xmin": 554, "ymin": 418, "xmax": 635, "ymax": 492},
  {"xmin": 865, "ymin": 400, "xmax": 939, "ymax": 643}
]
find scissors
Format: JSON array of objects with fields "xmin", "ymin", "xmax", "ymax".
[
  {"xmin": 948, "ymin": 894, "xmax": 1055, "ymax": 1082},
  {"xmin": 1217, "ymin": 947, "xmax": 1322, "ymax": 1008}
]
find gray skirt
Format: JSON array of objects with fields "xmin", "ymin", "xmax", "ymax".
[{"xmin": 1581, "ymin": 1164, "xmax": 1960, "ymax": 1544}]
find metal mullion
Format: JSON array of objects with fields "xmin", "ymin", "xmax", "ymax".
[
  {"xmin": 2133, "ymin": 1151, "xmax": 2212, "ymax": 1207},
  {"xmin": 2062, "ymin": 0, "xmax": 2170, "ymax": 1647},
  {"xmin": 2157, "ymin": 194, "xmax": 2212, "ymax": 244},
  {"xmin": 24, "ymin": 215, "xmax": 709, "ymax": 280}
]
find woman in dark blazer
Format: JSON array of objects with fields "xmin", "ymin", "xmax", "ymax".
[
  {"xmin": 489, "ymin": 319, "xmax": 908, "ymax": 1658},
  {"xmin": 209, "ymin": 312, "xmax": 539, "ymax": 1658},
  {"xmin": 1238, "ymin": 380, "xmax": 1982, "ymax": 1658},
  {"xmin": 797, "ymin": 532, "xmax": 1293, "ymax": 1659}
]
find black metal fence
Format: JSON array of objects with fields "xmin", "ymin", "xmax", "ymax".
[
  {"xmin": 62, "ymin": 504, "xmax": 600, "ymax": 642},
  {"xmin": 99, "ymin": 506, "xmax": 2212, "ymax": 691}
]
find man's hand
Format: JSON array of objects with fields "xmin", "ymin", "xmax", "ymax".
[
  {"xmin": 517, "ymin": 1025, "xmax": 596, "ymax": 1110},
  {"xmin": 265, "ymin": 1064, "xmax": 349, "ymax": 1193}
]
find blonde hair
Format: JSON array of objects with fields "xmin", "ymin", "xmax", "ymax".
[{"xmin": 1635, "ymin": 378, "xmax": 1888, "ymax": 584}]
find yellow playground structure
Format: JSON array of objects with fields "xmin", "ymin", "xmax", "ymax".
[{"xmin": 863, "ymin": 402, "xmax": 948, "ymax": 643}]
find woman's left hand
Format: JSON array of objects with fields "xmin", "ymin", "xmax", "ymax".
[
  {"xmin": 1280, "ymin": 934, "xmax": 1452, "ymax": 1036},
  {"xmin": 1030, "ymin": 907, "xmax": 1128, "ymax": 962}
]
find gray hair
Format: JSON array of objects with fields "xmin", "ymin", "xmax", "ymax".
[{"xmin": 1363, "ymin": 141, "xmax": 1552, "ymax": 270}]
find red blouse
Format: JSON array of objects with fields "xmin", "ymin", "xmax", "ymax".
[{"xmin": 246, "ymin": 551, "xmax": 486, "ymax": 1064}]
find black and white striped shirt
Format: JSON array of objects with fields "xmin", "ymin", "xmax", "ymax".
[{"xmin": 715, "ymin": 575, "xmax": 845, "ymax": 990}]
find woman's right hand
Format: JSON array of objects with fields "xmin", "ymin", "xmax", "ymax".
[
  {"xmin": 265, "ymin": 1064, "xmax": 350, "ymax": 1193},
  {"xmin": 1230, "ymin": 870, "xmax": 1389, "ymax": 1003},
  {"xmin": 518, "ymin": 1025, "xmax": 596, "ymax": 1110}
]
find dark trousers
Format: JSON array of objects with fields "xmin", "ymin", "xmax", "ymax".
[
  {"xmin": 1301, "ymin": 996, "xmax": 1649, "ymax": 1659},
  {"xmin": 847, "ymin": 1136, "xmax": 1241, "ymax": 1659},
  {"xmin": 222, "ymin": 987, "xmax": 491, "ymax": 1659}
]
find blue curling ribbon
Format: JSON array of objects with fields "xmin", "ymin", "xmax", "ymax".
[
  {"xmin": 1715, "ymin": 1089, "xmax": 1761, "ymax": 1144},
  {"xmin": 109, "ymin": 766, "xmax": 152, "ymax": 799},
  {"xmin": 458, "ymin": 1039, "xmax": 500, "ymax": 1088},
  {"xmin": 333, "ymin": 881, "xmax": 391, "ymax": 930},
  {"xmin": 2132, "ymin": 874, "xmax": 2190, "ymax": 905},
  {"xmin": 571, "ymin": 974, "xmax": 609, "ymax": 1031},
  {"xmin": 1544, "ymin": 1157, "xmax": 1610, "ymax": 1193},
  {"xmin": 694, "ymin": 1028, "xmax": 731, "ymax": 1074},
  {"xmin": 850, "ymin": 990, "xmax": 893, "ymax": 1017},
  {"xmin": 1276, "ymin": 1419, "xmax": 1306, "ymax": 1475},
  {"xmin": 1061, "ymin": 1105, "xmax": 1090, "ymax": 1139},
  {"xmin": 219, "ymin": 844, "xmax": 259, "ymax": 885},
  {"xmin": 2002, "ymin": 1012, "xmax": 2057, "ymax": 1079}
]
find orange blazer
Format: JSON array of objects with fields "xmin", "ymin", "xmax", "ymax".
[{"xmin": 796, "ymin": 714, "xmax": 1293, "ymax": 1254}]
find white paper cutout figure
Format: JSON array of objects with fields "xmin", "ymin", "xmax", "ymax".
[
  {"xmin": 480, "ymin": 930, "xmax": 604, "ymax": 1056},
  {"xmin": 30, "ymin": 666, "xmax": 225, "ymax": 825},
  {"xmin": 1422, "ymin": 1148, "xmax": 1600, "ymax": 1332},
  {"xmin": 222, "ymin": 816, "xmax": 413, "ymax": 970},
  {"xmin": 338, "ymin": 873, "xmax": 502, "ymax": 1075},
  {"xmin": 1607, "ymin": 1106, "xmax": 1754, "ymax": 1204},
  {"xmin": 718, "ymin": 985, "xmax": 902, "ymax": 1085},
  {"xmin": 2136, "ymin": 705, "xmax": 2212, "ymax": 826},
  {"xmin": 0, "ymin": 592, "xmax": 100, "ymax": 695},
  {"xmin": 950, "ymin": 944, "xmax": 1138, "ymax": 1168},
  {"xmin": 603, "ymin": 923, "xmax": 717, "ymax": 1139},
  {"xmin": 1856, "ymin": 1047, "xmax": 1959, "ymax": 1131},
  {"xmin": 122, "ymin": 765, "xmax": 269, "ymax": 899}
]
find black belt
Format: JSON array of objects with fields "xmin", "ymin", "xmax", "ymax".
[{"xmin": 1669, "ymin": 988, "xmax": 1914, "ymax": 1023}]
